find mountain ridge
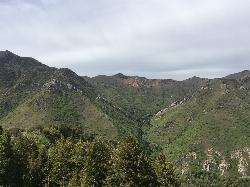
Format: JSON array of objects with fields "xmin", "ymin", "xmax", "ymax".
[
  {"xmin": 1, "ymin": 51, "xmax": 250, "ymax": 178},
  {"xmin": 0, "ymin": 51, "xmax": 141, "ymax": 140}
]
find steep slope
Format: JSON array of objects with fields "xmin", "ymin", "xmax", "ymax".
[
  {"xmin": 0, "ymin": 51, "xmax": 140, "ymax": 139},
  {"xmin": 1, "ymin": 50, "xmax": 250, "ymax": 178},
  {"xmin": 145, "ymin": 72, "xmax": 250, "ymax": 177},
  {"xmin": 87, "ymin": 74, "xmax": 205, "ymax": 125}
]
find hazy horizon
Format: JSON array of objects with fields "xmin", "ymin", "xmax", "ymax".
[
  {"xmin": 1, "ymin": 49, "xmax": 250, "ymax": 81},
  {"xmin": 1, "ymin": 0, "xmax": 250, "ymax": 80}
]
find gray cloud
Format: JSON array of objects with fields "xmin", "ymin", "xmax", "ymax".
[{"xmin": 0, "ymin": 0, "xmax": 250, "ymax": 80}]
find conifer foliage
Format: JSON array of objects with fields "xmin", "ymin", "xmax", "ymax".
[
  {"xmin": 105, "ymin": 136, "xmax": 158, "ymax": 186},
  {"xmin": 0, "ymin": 126, "xmax": 12, "ymax": 185},
  {"xmin": 1, "ymin": 125, "xmax": 248, "ymax": 186}
]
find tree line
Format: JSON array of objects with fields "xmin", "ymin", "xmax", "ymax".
[
  {"xmin": 0, "ymin": 125, "xmax": 249, "ymax": 187},
  {"xmin": 0, "ymin": 125, "xmax": 179, "ymax": 187}
]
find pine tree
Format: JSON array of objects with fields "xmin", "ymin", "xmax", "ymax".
[
  {"xmin": 77, "ymin": 139, "xmax": 112, "ymax": 187},
  {"xmin": 0, "ymin": 128, "xmax": 12, "ymax": 185},
  {"xmin": 154, "ymin": 154, "xmax": 180, "ymax": 187},
  {"xmin": 105, "ymin": 136, "xmax": 158, "ymax": 187},
  {"xmin": 48, "ymin": 137, "xmax": 77, "ymax": 186},
  {"xmin": 11, "ymin": 132, "xmax": 44, "ymax": 186}
]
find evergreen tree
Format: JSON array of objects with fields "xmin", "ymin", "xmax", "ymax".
[
  {"xmin": 105, "ymin": 136, "xmax": 158, "ymax": 187},
  {"xmin": 48, "ymin": 137, "xmax": 77, "ymax": 186},
  {"xmin": 79, "ymin": 139, "xmax": 112, "ymax": 187},
  {"xmin": 0, "ymin": 128, "xmax": 12, "ymax": 185},
  {"xmin": 12, "ymin": 132, "xmax": 44, "ymax": 186},
  {"xmin": 154, "ymin": 154, "xmax": 180, "ymax": 187}
]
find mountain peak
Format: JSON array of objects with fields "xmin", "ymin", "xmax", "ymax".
[
  {"xmin": 114, "ymin": 73, "xmax": 128, "ymax": 79},
  {"xmin": 0, "ymin": 50, "xmax": 17, "ymax": 58},
  {"xmin": 186, "ymin": 76, "xmax": 202, "ymax": 80}
]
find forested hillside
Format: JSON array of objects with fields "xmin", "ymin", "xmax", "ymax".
[
  {"xmin": 0, "ymin": 51, "xmax": 250, "ymax": 186},
  {"xmin": 0, "ymin": 50, "xmax": 141, "ymax": 140}
]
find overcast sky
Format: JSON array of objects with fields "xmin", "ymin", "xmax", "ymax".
[{"xmin": 0, "ymin": 0, "xmax": 250, "ymax": 80}]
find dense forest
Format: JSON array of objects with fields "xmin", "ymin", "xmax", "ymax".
[
  {"xmin": 0, "ymin": 51, "xmax": 250, "ymax": 186},
  {"xmin": 0, "ymin": 124, "xmax": 249, "ymax": 187}
]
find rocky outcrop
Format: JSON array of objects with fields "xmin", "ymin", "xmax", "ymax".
[
  {"xmin": 43, "ymin": 78, "xmax": 83, "ymax": 95},
  {"xmin": 180, "ymin": 147, "xmax": 250, "ymax": 177},
  {"xmin": 155, "ymin": 97, "xmax": 187, "ymax": 118},
  {"xmin": 231, "ymin": 148, "xmax": 250, "ymax": 176}
]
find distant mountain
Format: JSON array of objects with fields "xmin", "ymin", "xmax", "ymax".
[
  {"xmin": 1, "ymin": 50, "xmax": 249, "ymax": 177},
  {"xmin": 87, "ymin": 70, "xmax": 250, "ymax": 177},
  {"xmin": 144, "ymin": 72, "xmax": 250, "ymax": 177},
  {"xmin": 87, "ymin": 73, "xmax": 205, "ymax": 125},
  {"xmin": 0, "ymin": 51, "xmax": 140, "ymax": 139}
]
